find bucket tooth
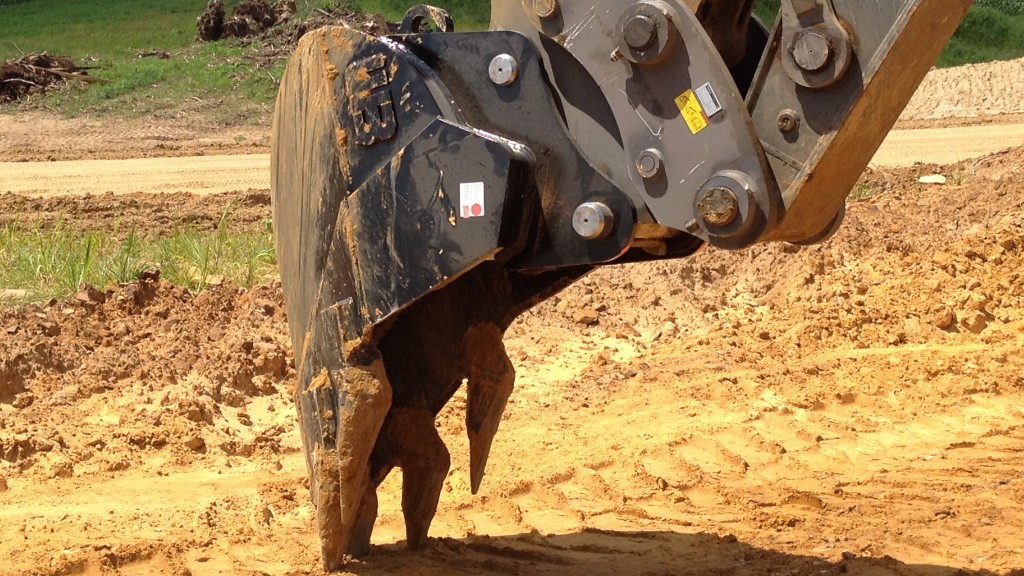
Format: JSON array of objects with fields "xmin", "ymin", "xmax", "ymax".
[
  {"xmin": 347, "ymin": 478, "xmax": 379, "ymax": 558},
  {"xmin": 316, "ymin": 353, "xmax": 392, "ymax": 568},
  {"xmin": 462, "ymin": 323, "xmax": 515, "ymax": 494},
  {"xmin": 311, "ymin": 440, "xmax": 346, "ymax": 568},
  {"xmin": 381, "ymin": 407, "xmax": 452, "ymax": 550}
]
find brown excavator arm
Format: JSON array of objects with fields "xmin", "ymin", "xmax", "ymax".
[{"xmin": 269, "ymin": 0, "xmax": 972, "ymax": 568}]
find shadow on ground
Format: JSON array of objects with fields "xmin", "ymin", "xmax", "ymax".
[{"xmin": 339, "ymin": 529, "xmax": 1024, "ymax": 576}]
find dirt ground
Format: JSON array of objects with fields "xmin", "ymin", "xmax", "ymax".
[{"xmin": 2, "ymin": 57, "xmax": 1024, "ymax": 576}]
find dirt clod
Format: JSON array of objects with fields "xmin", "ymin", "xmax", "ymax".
[
  {"xmin": 196, "ymin": 0, "xmax": 226, "ymax": 42},
  {"xmin": 573, "ymin": 308, "xmax": 600, "ymax": 326},
  {"xmin": 184, "ymin": 436, "xmax": 206, "ymax": 452}
]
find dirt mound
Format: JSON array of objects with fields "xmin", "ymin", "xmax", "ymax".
[
  {"xmin": 0, "ymin": 53, "xmax": 90, "ymax": 104},
  {"xmin": 2, "ymin": 147, "xmax": 1024, "ymax": 574},
  {"xmin": 197, "ymin": 0, "xmax": 391, "ymax": 46},
  {"xmin": 0, "ymin": 270, "xmax": 293, "ymax": 478},
  {"xmin": 224, "ymin": 0, "xmax": 279, "ymax": 39},
  {"xmin": 197, "ymin": 0, "xmax": 288, "ymax": 42},
  {"xmin": 196, "ymin": 0, "xmax": 226, "ymax": 42},
  {"xmin": 901, "ymin": 56, "xmax": 1024, "ymax": 124},
  {"xmin": 542, "ymin": 147, "xmax": 1024, "ymax": 357}
]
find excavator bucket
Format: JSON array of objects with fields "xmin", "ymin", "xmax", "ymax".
[
  {"xmin": 271, "ymin": 24, "xmax": 588, "ymax": 565},
  {"xmin": 270, "ymin": 0, "xmax": 971, "ymax": 568}
]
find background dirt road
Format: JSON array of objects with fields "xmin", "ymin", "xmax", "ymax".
[
  {"xmin": 2, "ymin": 58, "xmax": 1024, "ymax": 576},
  {"xmin": 2, "ymin": 126, "xmax": 1022, "ymax": 197}
]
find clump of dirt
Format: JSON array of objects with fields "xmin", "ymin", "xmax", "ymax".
[
  {"xmin": 0, "ymin": 53, "xmax": 90, "ymax": 104},
  {"xmin": 197, "ymin": 0, "xmax": 287, "ymax": 42},
  {"xmin": 224, "ymin": 0, "xmax": 279, "ymax": 38},
  {"xmin": 196, "ymin": 0, "xmax": 227, "ymax": 42}
]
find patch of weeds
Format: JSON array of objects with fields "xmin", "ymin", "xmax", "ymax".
[
  {"xmin": 949, "ymin": 163, "xmax": 972, "ymax": 186},
  {"xmin": 848, "ymin": 182, "xmax": 875, "ymax": 201},
  {"xmin": 105, "ymin": 224, "xmax": 147, "ymax": 284},
  {"xmin": 0, "ymin": 210, "xmax": 277, "ymax": 303},
  {"xmin": 155, "ymin": 204, "xmax": 276, "ymax": 293}
]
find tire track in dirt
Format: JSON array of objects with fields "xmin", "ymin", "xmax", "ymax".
[{"xmin": 0, "ymin": 111, "xmax": 270, "ymax": 162}]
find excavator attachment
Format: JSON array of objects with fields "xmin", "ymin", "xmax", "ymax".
[{"xmin": 270, "ymin": 0, "xmax": 971, "ymax": 567}]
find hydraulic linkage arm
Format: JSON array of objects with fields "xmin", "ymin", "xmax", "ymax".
[{"xmin": 269, "ymin": 0, "xmax": 972, "ymax": 568}]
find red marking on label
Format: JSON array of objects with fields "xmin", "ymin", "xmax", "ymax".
[{"xmin": 460, "ymin": 182, "xmax": 485, "ymax": 219}]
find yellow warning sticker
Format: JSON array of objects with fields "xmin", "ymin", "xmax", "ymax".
[{"xmin": 675, "ymin": 89, "xmax": 708, "ymax": 135}]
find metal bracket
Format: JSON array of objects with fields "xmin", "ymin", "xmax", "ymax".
[
  {"xmin": 780, "ymin": 0, "xmax": 852, "ymax": 89},
  {"xmin": 398, "ymin": 5, "xmax": 455, "ymax": 33}
]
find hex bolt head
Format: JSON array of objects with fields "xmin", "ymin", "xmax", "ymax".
[
  {"xmin": 777, "ymin": 109, "xmax": 801, "ymax": 133},
  {"xmin": 696, "ymin": 187, "xmax": 740, "ymax": 228},
  {"xmin": 792, "ymin": 30, "xmax": 833, "ymax": 72},
  {"xmin": 572, "ymin": 202, "xmax": 615, "ymax": 240},
  {"xmin": 635, "ymin": 148, "xmax": 665, "ymax": 179},
  {"xmin": 623, "ymin": 15, "xmax": 658, "ymax": 51},
  {"xmin": 534, "ymin": 0, "xmax": 559, "ymax": 19},
  {"xmin": 488, "ymin": 54, "xmax": 519, "ymax": 87}
]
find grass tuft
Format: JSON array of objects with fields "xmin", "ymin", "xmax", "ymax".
[
  {"xmin": 0, "ymin": 209, "xmax": 277, "ymax": 303},
  {"xmin": 848, "ymin": 182, "xmax": 875, "ymax": 201},
  {"xmin": 949, "ymin": 163, "xmax": 972, "ymax": 186}
]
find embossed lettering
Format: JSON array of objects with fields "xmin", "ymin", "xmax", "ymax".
[{"xmin": 347, "ymin": 53, "xmax": 397, "ymax": 147}]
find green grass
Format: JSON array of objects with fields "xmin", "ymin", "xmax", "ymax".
[
  {"xmin": 937, "ymin": 4, "xmax": 1024, "ymax": 67},
  {"xmin": 21, "ymin": 41, "xmax": 280, "ymax": 122},
  {"xmin": 754, "ymin": 0, "xmax": 781, "ymax": 25},
  {"xmin": 848, "ymin": 182, "xmax": 875, "ymax": 201},
  {"xmin": 0, "ymin": 209, "xmax": 277, "ymax": 302},
  {"xmin": 3, "ymin": 0, "xmax": 1022, "ymax": 121},
  {"xmin": 0, "ymin": 0, "xmax": 337, "ymax": 122}
]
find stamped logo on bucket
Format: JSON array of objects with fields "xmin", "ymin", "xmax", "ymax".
[
  {"xmin": 460, "ymin": 182, "xmax": 485, "ymax": 218},
  {"xmin": 347, "ymin": 53, "xmax": 397, "ymax": 147}
]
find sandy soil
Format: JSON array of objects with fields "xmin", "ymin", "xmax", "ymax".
[
  {"xmin": 1, "ymin": 57, "xmax": 1023, "ymax": 198},
  {"xmin": 2, "ymin": 126, "xmax": 1022, "ymax": 197},
  {"xmin": 3, "ymin": 58, "xmax": 1024, "ymax": 576},
  {"xmin": 0, "ymin": 113, "xmax": 270, "ymax": 162},
  {"xmin": 0, "ymin": 155, "xmax": 270, "ymax": 198},
  {"xmin": 899, "ymin": 57, "xmax": 1024, "ymax": 126},
  {"xmin": 872, "ymin": 123, "xmax": 1024, "ymax": 167}
]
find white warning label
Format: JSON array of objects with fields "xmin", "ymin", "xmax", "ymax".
[
  {"xmin": 460, "ymin": 182, "xmax": 485, "ymax": 218},
  {"xmin": 694, "ymin": 82, "xmax": 723, "ymax": 118}
]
